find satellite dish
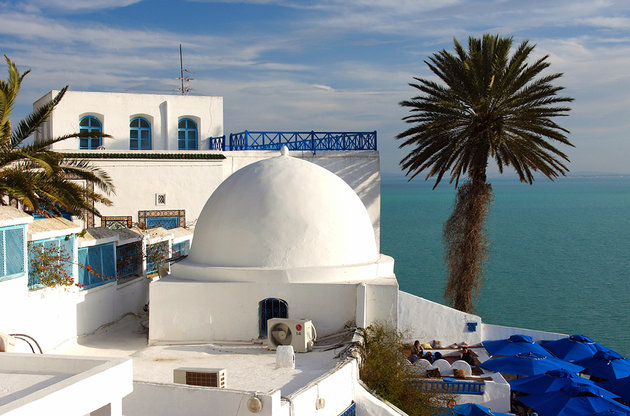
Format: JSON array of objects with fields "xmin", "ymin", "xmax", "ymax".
[{"xmin": 269, "ymin": 322, "xmax": 292, "ymax": 347}]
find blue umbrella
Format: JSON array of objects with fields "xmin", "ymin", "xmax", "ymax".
[
  {"xmin": 599, "ymin": 376, "xmax": 630, "ymax": 403},
  {"xmin": 451, "ymin": 403, "xmax": 512, "ymax": 416},
  {"xmin": 541, "ymin": 334, "xmax": 602, "ymax": 361},
  {"xmin": 574, "ymin": 351, "xmax": 630, "ymax": 380},
  {"xmin": 480, "ymin": 352, "xmax": 584, "ymax": 376},
  {"xmin": 509, "ymin": 369, "xmax": 619, "ymax": 399},
  {"xmin": 484, "ymin": 334, "xmax": 550, "ymax": 357},
  {"xmin": 519, "ymin": 385, "xmax": 630, "ymax": 416}
]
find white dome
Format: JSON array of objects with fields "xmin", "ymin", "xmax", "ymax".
[{"xmin": 187, "ymin": 152, "xmax": 379, "ymax": 269}]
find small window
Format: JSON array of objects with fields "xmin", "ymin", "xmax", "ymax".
[
  {"xmin": 146, "ymin": 241, "xmax": 169, "ymax": 274},
  {"xmin": 172, "ymin": 240, "xmax": 190, "ymax": 258},
  {"xmin": 28, "ymin": 236, "xmax": 74, "ymax": 290},
  {"xmin": 178, "ymin": 118, "xmax": 198, "ymax": 150},
  {"xmin": 116, "ymin": 242, "xmax": 140, "ymax": 279},
  {"xmin": 77, "ymin": 243, "xmax": 116, "ymax": 289},
  {"xmin": 130, "ymin": 117, "xmax": 151, "ymax": 150},
  {"xmin": 258, "ymin": 298, "xmax": 288, "ymax": 338},
  {"xmin": 79, "ymin": 116, "xmax": 102, "ymax": 149},
  {"xmin": 0, "ymin": 225, "xmax": 26, "ymax": 281}
]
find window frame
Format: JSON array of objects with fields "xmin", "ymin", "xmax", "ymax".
[
  {"xmin": 178, "ymin": 118, "xmax": 198, "ymax": 150},
  {"xmin": 130, "ymin": 116, "xmax": 152, "ymax": 150},
  {"xmin": 79, "ymin": 115, "xmax": 103, "ymax": 149}
]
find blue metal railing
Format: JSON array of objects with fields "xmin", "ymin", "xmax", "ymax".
[
  {"xmin": 213, "ymin": 130, "xmax": 377, "ymax": 152},
  {"xmin": 209, "ymin": 135, "xmax": 226, "ymax": 151},
  {"xmin": 407, "ymin": 378, "xmax": 485, "ymax": 395}
]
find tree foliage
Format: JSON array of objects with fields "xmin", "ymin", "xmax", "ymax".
[
  {"xmin": 0, "ymin": 55, "xmax": 114, "ymax": 218},
  {"xmin": 397, "ymin": 34, "xmax": 573, "ymax": 312},
  {"xmin": 357, "ymin": 323, "xmax": 448, "ymax": 415}
]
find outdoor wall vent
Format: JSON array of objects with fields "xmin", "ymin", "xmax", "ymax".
[
  {"xmin": 466, "ymin": 322, "xmax": 478, "ymax": 332},
  {"xmin": 173, "ymin": 367, "xmax": 226, "ymax": 388},
  {"xmin": 155, "ymin": 193, "xmax": 167, "ymax": 206}
]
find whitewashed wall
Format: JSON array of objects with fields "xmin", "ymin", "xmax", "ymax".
[
  {"xmin": 69, "ymin": 150, "xmax": 381, "ymax": 248},
  {"xmin": 0, "ymin": 276, "xmax": 149, "ymax": 352},
  {"xmin": 482, "ymin": 323, "xmax": 566, "ymax": 343},
  {"xmin": 398, "ymin": 291, "xmax": 483, "ymax": 346},
  {"xmin": 123, "ymin": 382, "xmax": 283, "ymax": 416},
  {"xmin": 34, "ymin": 91, "xmax": 223, "ymax": 151},
  {"xmin": 149, "ymin": 281, "xmax": 358, "ymax": 343}
]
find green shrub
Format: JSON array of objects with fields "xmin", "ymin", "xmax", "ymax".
[{"xmin": 357, "ymin": 322, "xmax": 450, "ymax": 415}]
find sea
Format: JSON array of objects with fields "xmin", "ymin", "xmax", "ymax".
[{"xmin": 380, "ymin": 175, "xmax": 630, "ymax": 357}]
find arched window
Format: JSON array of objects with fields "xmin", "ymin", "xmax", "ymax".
[
  {"xmin": 178, "ymin": 118, "xmax": 198, "ymax": 150},
  {"xmin": 130, "ymin": 117, "xmax": 151, "ymax": 150},
  {"xmin": 258, "ymin": 298, "xmax": 288, "ymax": 338},
  {"xmin": 79, "ymin": 116, "xmax": 102, "ymax": 149}
]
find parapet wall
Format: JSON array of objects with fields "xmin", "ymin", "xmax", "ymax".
[{"xmin": 397, "ymin": 291, "xmax": 483, "ymax": 346}]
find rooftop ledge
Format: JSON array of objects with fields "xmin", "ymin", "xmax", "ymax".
[{"xmin": 60, "ymin": 151, "xmax": 226, "ymax": 160}]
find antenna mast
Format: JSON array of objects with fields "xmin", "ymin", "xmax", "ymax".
[{"xmin": 177, "ymin": 44, "xmax": 194, "ymax": 95}]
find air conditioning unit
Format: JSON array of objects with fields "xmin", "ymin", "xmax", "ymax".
[
  {"xmin": 173, "ymin": 367, "xmax": 226, "ymax": 388},
  {"xmin": 0, "ymin": 333, "xmax": 15, "ymax": 352},
  {"xmin": 267, "ymin": 318, "xmax": 316, "ymax": 353}
]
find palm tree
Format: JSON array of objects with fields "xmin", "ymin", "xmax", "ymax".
[
  {"xmin": 0, "ymin": 55, "xmax": 114, "ymax": 218},
  {"xmin": 397, "ymin": 34, "xmax": 574, "ymax": 312}
]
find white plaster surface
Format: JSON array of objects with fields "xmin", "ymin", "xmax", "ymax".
[
  {"xmin": 398, "ymin": 291, "xmax": 483, "ymax": 346},
  {"xmin": 189, "ymin": 152, "xmax": 378, "ymax": 269},
  {"xmin": 0, "ymin": 353, "xmax": 132, "ymax": 416},
  {"xmin": 34, "ymin": 91, "xmax": 223, "ymax": 151}
]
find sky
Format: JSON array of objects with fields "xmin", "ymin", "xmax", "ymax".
[{"xmin": 1, "ymin": 0, "xmax": 629, "ymax": 177}]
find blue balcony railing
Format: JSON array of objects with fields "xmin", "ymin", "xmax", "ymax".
[
  {"xmin": 218, "ymin": 130, "xmax": 377, "ymax": 152},
  {"xmin": 209, "ymin": 135, "xmax": 226, "ymax": 151},
  {"xmin": 406, "ymin": 378, "xmax": 485, "ymax": 395}
]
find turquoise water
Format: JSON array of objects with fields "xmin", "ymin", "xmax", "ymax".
[{"xmin": 381, "ymin": 175, "xmax": 630, "ymax": 356}]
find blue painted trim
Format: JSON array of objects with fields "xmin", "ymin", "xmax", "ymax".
[
  {"xmin": 130, "ymin": 117, "xmax": 152, "ymax": 150},
  {"xmin": 178, "ymin": 118, "xmax": 198, "ymax": 150},
  {"xmin": 79, "ymin": 116, "xmax": 103, "ymax": 149},
  {"xmin": 227, "ymin": 131, "xmax": 377, "ymax": 152},
  {"xmin": 338, "ymin": 402, "xmax": 356, "ymax": 416}
]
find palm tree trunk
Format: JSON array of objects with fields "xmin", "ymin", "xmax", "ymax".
[{"xmin": 443, "ymin": 178, "xmax": 493, "ymax": 312}]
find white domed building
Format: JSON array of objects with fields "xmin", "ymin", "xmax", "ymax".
[{"xmin": 149, "ymin": 148, "xmax": 399, "ymax": 343}]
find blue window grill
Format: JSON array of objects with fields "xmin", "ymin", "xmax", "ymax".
[
  {"xmin": 31, "ymin": 203, "xmax": 73, "ymax": 220},
  {"xmin": 116, "ymin": 242, "xmax": 140, "ymax": 279},
  {"xmin": 178, "ymin": 118, "xmax": 198, "ymax": 150},
  {"xmin": 0, "ymin": 225, "xmax": 26, "ymax": 281},
  {"xmin": 338, "ymin": 402, "xmax": 356, "ymax": 416},
  {"xmin": 146, "ymin": 241, "xmax": 169, "ymax": 275},
  {"xmin": 228, "ymin": 131, "xmax": 377, "ymax": 152},
  {"xmin": 77, "ymin": 243, "xmax": 116, "ymax": 289},
  {"xmin": 172, "ymin": 240, "xmax": 190, "ymax": 258},
  {"xmin": 28, "ymin": 236, "xmax": 74, "ymax": 289},
  {"xmin": 258, "ymin": 298, "xmax": 288, "ymax": 338},
  {"xmin": 130, "ymin": 117, "xmax": 151, "ymax": 150},
  {"xmin": 79, "ymin": 116, "xmax": 102, "ymax": 149},
  {"xmin": 145, "ymin": 216, "xmax": 179, "ymax": 230}
]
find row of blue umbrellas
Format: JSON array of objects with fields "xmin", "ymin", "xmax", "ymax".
[{"xmin": 479, "ymin": 334, "xmax": 630, "ymax": 415}]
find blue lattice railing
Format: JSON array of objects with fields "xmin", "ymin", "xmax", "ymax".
[
  {"xmin": 338, "ymin": 402, "xmax": 356, "ymax": 416},
  {"xmin": 209, "ymin": 135, "xmax": 226, "ymax": 151},
  {"xmin": 220, "ymin": 131, "xmax": 377, "ymax": 151},
  {"xmin": 407, "ymin": 378, "xmax": 485, "ymax": 395}
]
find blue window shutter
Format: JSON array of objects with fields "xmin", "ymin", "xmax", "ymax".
[
  {"xmin": 78, "ymin": 247, "xmax": 89, "ymax": 286},
  {"xmin": 0, "ymin": 230, "xmax": 5, "ymax": 276},
  {"xmin": 102, "ymin": 243, "xmax": 116, "ymax": 280},
  {"xmin": 5, "ymin": 227, "xmax": 25, "ymax": 275}
]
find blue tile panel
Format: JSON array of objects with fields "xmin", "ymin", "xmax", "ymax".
[{"xmin": 145, "ymin": 216, "xmax": 179, "ymax": 230}]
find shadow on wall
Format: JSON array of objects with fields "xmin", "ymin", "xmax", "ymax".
[{"xmin": 306, "ymin": 154, "xmax": 381, "ymax": 249}]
